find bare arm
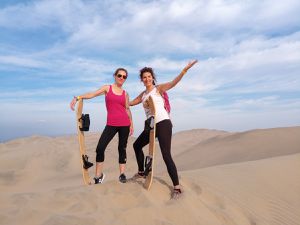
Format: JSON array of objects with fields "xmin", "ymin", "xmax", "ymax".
[
  {"xmin": 79, "ymin": 85, "xmax": 109, "ymax": 99},
  {"xmin": 157, "ymin": 60, "xmax": 198, "ymax": 93},
  {"xmin": 70, "ymin": 85, "xmax": 109, "ymax": 111},
  {"xmin": 125, "ymin": 92, "xmax": 134, "ymax": 135},
  {"xmin": 129, "ymin": 91, "xmax": 144, "ymax": 106}
]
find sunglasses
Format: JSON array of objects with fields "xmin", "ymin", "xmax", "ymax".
[{"xmin": 116, "ymin": 74, "xmax": 127, "ymax": 79}]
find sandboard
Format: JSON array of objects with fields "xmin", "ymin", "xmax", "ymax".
[
  {"xmin": 144, "ymin": 95, "xmax": 156, "ymax": 190},
  {"xmin": 76, "ymin": 99, "xmax": 93, "ymax": 185}
]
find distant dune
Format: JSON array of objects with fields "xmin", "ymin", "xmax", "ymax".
[
  {"xmin": 174, "ymin": 126, "xmax": 300, "ymax": 170},
  {"xmin": 0, "ymin": 126, "xmax": 299, "ymax": 225}
]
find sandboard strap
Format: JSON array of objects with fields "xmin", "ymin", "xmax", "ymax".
[
  {"xmin": 79, "ymin": 114, "xmax": 90, "ymax": 131},
  {"xmin": 144, "ymin": 116, "xmax": 154, "ymax": 132},
  {"xmin": 144, "ymin": 156, "xmax": 153, "ymax": 176},
  {"xmin": 82, "ymin": 155, "xmax": 93, "ymax": 169}
]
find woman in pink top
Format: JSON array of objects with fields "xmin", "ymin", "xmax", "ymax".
[{"xmin": 70, "ymin": 68, "xmax": 133, "ymax": 184}]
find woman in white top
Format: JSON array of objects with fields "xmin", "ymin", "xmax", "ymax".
[{"xmin": 130, "ymin": 60, "xmax": 197, "ymax": 199}]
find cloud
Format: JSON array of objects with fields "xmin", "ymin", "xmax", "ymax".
[
  {"xmin": 1, "ymin": 0, "xmax": 300, "ymax": 56},
  {"xmin": 181, "ymin": 33, "xmax": 300, "ymax": 95},
  {"xmin": 0, "ymin": 55, "xmax": 47, "ymax": 68},
  {"xmin": 0, "ymin": 0, "xmax": 93, "ymax": 31},
  {"xmin": 1, "ymin": 0, "xmax": 300, "ymax": 141},
  {"xmin": 137, "ymin": 58, "xmax": 188, "ymax": 72},
  {"xmin": 64, "ymin": 0, "xmax": 300, "ymax": 52}
]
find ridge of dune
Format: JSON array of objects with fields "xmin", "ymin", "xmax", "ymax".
[
  {"xmin": 174, "ymin": 126, "xmax": 300, "ymax": 170},
  {"xmin": 171, "ymin": 129, "xmax": 229, "ymax": 155}
]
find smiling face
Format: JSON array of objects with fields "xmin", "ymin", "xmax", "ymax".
[
  {"xmin": 139, "ymin": 67, "xmax": 156, "ymax": 88},
  {"xmin": 142, "ymin": 71, "xmax": 154, "ymax": 87},
  {"xmin": 114, "ymin": 68, "xmax": 127, "ymax": 86}
]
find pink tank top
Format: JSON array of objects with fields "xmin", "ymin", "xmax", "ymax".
[{"xmin": 105, "ymin": 85, "xmax": 130, "ymax": 126}]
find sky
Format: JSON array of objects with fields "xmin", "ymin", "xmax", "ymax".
[{"xmin": 1, "ymin": 0, "xmax": 300, "ymax": 142}]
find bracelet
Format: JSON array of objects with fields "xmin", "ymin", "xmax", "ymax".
[{"xmin": 74, "ymin": 96, "xmax": 81, "ymax": 101}]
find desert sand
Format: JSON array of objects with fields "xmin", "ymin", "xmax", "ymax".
[{"xmin": 0, "ymin": 126, "xmax": 299, "ymax": 225}]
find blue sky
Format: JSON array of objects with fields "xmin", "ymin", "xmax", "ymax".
[{"xmin": 1, "ymin": 0, "xmax": 300, "ymax": 141}]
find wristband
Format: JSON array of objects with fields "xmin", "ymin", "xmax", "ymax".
[{"xmin": 74, "ymin": 96, "xmax": 81, "ymax": 101}]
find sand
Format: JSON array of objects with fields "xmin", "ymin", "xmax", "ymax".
[{"xmin": 0, "ymin": 126, "xmax": 299, "ymax": 225}]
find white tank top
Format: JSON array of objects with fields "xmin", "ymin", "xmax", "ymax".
[{"xmin": 142, "ymin": 87, "xmax": 170, "ymax": 123}]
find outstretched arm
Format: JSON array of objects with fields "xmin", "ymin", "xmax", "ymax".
[
  {"xmin": 129, "ymin": 91, "xmax": 144, "ymax": 106},
  {"xmin": 70, "ymin": 85, "xmax": 109, "ymax": 111},
  {"xmin": 157, "ymin": 60, "xmax": 198, "ymax": 93}
]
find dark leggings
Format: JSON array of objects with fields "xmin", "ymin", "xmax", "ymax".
[
  {"xmin": 133, "ymin": 119, "xmax": 179, "ymax": 186},
  {"xmin": 96, "ymin": 125, "xmax": 130, "ymax": 164}
]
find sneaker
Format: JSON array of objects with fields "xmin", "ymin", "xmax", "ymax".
[
  {"xmin": 137, "ymin": 171, "xmax": 146, "ymax": 178},
  {"xmin": 127, "ymin": 172, "xmax": 145, "ymax": 183},
  {"xmin": 94, "ymin": 173, "xmax": 105, "ymax": 184},
  {"xmin": 171, "ymin": 188, "xmax": 182, "ymax": 200},
  {"xmin": 119, "ymin": 173, "xmax": 127, "ymax": 183},
  {"xmin": 132, "ymin": 171, "xmax": 145, "ymax": 179}
]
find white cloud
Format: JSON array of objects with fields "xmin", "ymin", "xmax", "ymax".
[
  {"xmin": 0, "ymin": 55, "xmax": 46, "ymax": 68},
  {"xmin": 1, "ymin": 0, "xmax": 300, "ymax": 56},
  {"xmin": 1, "ymin": 0, "xmax": 300, "ymax": 141},
  {"xmin": 0, "ymin": 0, "xmax": 94, "ymax": 31},
  {"xmin": 137, "ymin": 57, "xmax": 187, "ymax": 72}
]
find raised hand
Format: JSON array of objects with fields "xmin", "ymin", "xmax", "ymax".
[{"xmin": 183, "ymin": 59, "xmax": 198, "ymax": 72}]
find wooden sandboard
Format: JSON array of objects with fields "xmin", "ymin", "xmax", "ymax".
[
  {"xmin": 76, "ymin": 99, "xmax": 92, "ymax": 185},
  {"xmin": 144, "ymin": 95, "xmax": 156, "ymax": 190}
]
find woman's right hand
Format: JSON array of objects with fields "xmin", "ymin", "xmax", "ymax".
[
  {"xmin": 129, "ymin": 125, "xmax": 134, "ymax": 136},
  {"xmin": 70, "ymin": 97, "xmax": 77, "ymax": 111}
]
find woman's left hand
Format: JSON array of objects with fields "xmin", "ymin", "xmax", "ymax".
[{"xmin": 183, "ymin": 59, "xmax": 198, "ymax": 72}]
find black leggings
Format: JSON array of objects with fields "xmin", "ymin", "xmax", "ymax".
[
  {"xmin": 133, "ymin": 119, "xmax": 179, "ymax": 186},
  {"xmin": 96, "ymin": 125, "xmax": 130, "ymax": 164}
]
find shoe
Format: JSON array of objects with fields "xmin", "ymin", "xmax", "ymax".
[
  {"xmin": 127, "ymin": 172, "xmax": 145, "ymax": 183},
  {"xmin": 119, "ymin": 173, "xmax": 127, "ymax": 183},
  {"xmin": 171, "ymin": 188, "xmax": 182, "ymax": 200},
  {"xmin": 137, "ymin": 171, "xmax": 145, "ymax": 178},
  {"xmin": 94, "ymin": 173, "xmax": 105, "ymax": 184},
  {"xmin": 132, "ymin": 171, "xmax": 145, "ymax": 179}
]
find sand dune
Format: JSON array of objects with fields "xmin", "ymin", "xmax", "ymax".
[
  {"xmin": 171, "ymin": 129, "xmax": 229, "ymax": 155},
  {"xmin": 175, "ymin": 126, "xmax": 300, "ymax": 170},
  {"xmin": 0, "ymin": 126, "xmax": 299, "ymax": 225}
]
